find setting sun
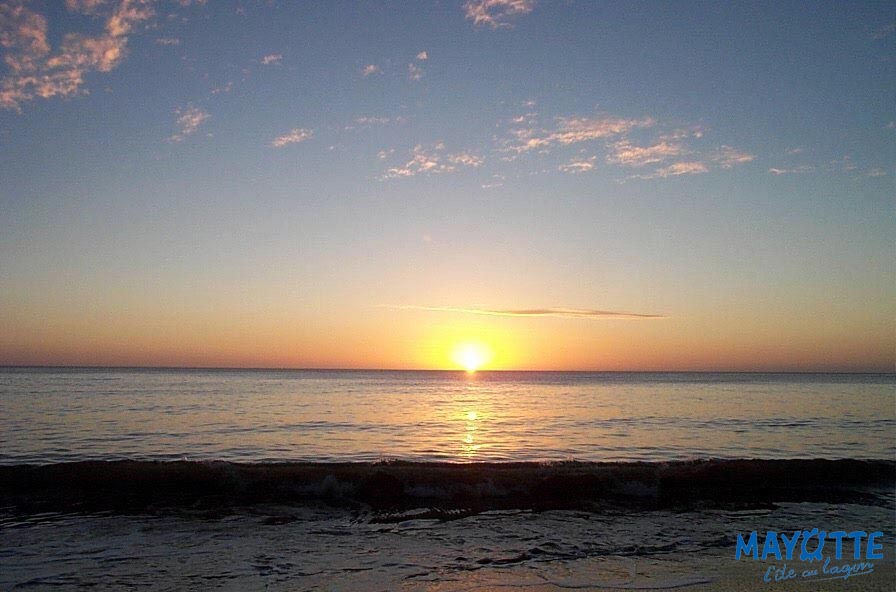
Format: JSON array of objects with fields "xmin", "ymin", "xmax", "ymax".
[{"xmin": 453, "ymin": 342, "xmax": 493, "ymax": 372}]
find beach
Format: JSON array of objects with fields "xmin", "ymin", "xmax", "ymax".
[{"xmin": 3, "ymin": 474, "xmax": 892, "ymax": 590}]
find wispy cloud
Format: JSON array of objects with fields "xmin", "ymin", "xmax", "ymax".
[
  {"xmin": 481, "ymin": 174, "xmax": 505, "ymax": 188},
  {"xmin": 558, "ymin": 156, "xmax": 595, "ymax": 174},
  {"xmin": 709, "ymin": 145, "xmax": 755, "ymax": 168},
  {"xmin": 464, "ymin": 0, "xmax": 535, "ymax": 29},
  {"xmin": 504, "ymin": 114, "xmax": 654, "ymax": 154},
  {"xmin": 260, "ymin": 53, "xmax": 282, "ymax": 65},
  {"xmin": 356, "ymin": 116, "xmax": 394, "ymax": 125},
  {"xmin": 416, "ymin": 50, "xmax": 428, "ymax": 61},
  {"xmin": 361, "ymin": 64, "xmax": 381, "ymax": 77},
  {"xmin": 0, "ymin": 0, "xmax": 154, "ymax": 112},
  {"xmin": 168, "ymin": 105, "xmax": 209, "ymax": 142},
  {"xmin": 826, "ymin": 155, "xmax": 857, "ymax": 173},
  {"xmin": 449, "ymin": 152, "xmax": 484, "ymax": 167},
  {"xmin": 66, "ymin": 0, "xmax": 115, "ymax": 10},
  {"xmin": 769, "ymin": 165, "xmax": 814, "ymax": 175},
  {"xmin": 211, "ymin": 80, "xmax": 233, "ymax": 94},
  {"xmin": 615, "ymin": 143, "xmax": 751, "ymax": 179},
  {"xmin": 271, "ymin": 127, "xmax": 313, "ymax": 148},
  {"xmin": 607, "ymin": 140, "xmax": 683, "ymax": 167},
  {"xmin": 610, "ymin": 125, "xmax": 751, "ymax": 179},
  {"xmin": 380, "ymin": 304, "xmax": 664, "ymax": 320},
  {"xmin": 769, "ymin": 154, "xmax": 886, "ymax": 177},
  {"xmin": 651, "ymin": 161, "xmax": 708, "ymax": 177},
  {"xmin": 348, "ymin": 116, "xmax": 406, "ymax": 129},
  {"xmin": 500, "ymin": 110, "xmax": 753, "ymax": 181},
  {"xmin": 658, "ymin": 126, "xmax": 704, "ymax": 141},
  {"xmin": 380, "ymin": 144, "xmax": 482, "ymax": 179},
  {"xmin": 408, "ymin": 62, "xmax": 424, "ymax": 81},
  {"xmin": 510, "ymin": 112, "xmax": 537, "ymax": 125},
  {"xmin": 628, "ymin": 161, "xmax": 709, "ymax": 180}
]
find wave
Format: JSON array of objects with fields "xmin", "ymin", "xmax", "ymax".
[{"xmin": 1, "ymin": 459, "xmax": 892, "ymax": 515}]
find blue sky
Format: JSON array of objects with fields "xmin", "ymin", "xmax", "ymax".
[{"xmin": 0, "ymin": 0, "xmax": 894, "ymax": 370}]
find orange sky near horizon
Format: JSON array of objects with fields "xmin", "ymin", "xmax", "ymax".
[{"xmin": 1, "ymin": 301, "xmax": 892, "ymax": 372}]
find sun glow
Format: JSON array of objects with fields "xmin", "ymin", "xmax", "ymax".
[{"xmin": 453, "ymin": 342, "xmax": 492, "ymax": 372}]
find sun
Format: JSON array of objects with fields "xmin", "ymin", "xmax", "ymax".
[{"xmin": 453, "ymin": 342, "xmax": 492, "ymax": 372}]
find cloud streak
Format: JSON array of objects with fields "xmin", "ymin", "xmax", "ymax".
[
  {"xmin": 407, "ymin": 62, "xmax": 423, "ymax": 81},
  {"xmin": 500, "ymin": 110, "xmax": 754, "ymax": 180},
  {"xmin": 464, "ymin": 0, "xmax": 535, "ymax": 29},
  {"xmin": 769, "ymin": 165, "xmax": 814, "ymax": 175},
  {"xmin": 709, "ymin": 145, "xmax": 755, "ymax": 168},
  {"xmin": 505, "ymin": 114, "xmax": 654, "ymax": 154},
  {"xmin": 380, "ymin": 305, "xmax": 664, "ymax": 320},
  {"xmin": 558, "ymin": 156, "xmax": 595, "ymax": 174},
  {"xmin": 380, "ymin": 144, "xmax": 482, "ymax": 179},
  {"xmin": 168, "ymin": 105, "xmax": 209, "ymax": 142},
  {"xmin": 627, "ymin": 161, "xmax": 709, "ymax": 180},
  {"xmin": 607, "ymin": 140, "xmax": 683, "ymax": 167},
  {"xmin": 346, "ymin": 116, "xmax": 407, "ymax": 130},
  {"xmin": 361, "ymin": 64, "xmax": 380, "ymax": 77},
  {"xmin": 271, "ymin": 127, "xmax": 313, "ymax": 147}
]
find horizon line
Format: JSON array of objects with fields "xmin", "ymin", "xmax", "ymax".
[{"xmin": 0, "ymin": 365, "xmax": 892, "ymax": 375}]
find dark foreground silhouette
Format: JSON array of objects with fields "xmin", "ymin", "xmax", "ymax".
[{"xmin": 2, "ymin": 458, "xmax": 892, "ymax": 516}]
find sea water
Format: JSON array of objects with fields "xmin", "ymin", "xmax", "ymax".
[{"xmin": 0, "ymin": 368, "xmax": 893, "ymax": 464}]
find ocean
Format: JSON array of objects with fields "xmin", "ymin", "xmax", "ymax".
[
  {"xmin": 1, "ymin": 368, "xmax": 894, "ymax": 590},
  {"xmin": 1, "ymin": 368, "xmax": 893, "ymax": 463}
]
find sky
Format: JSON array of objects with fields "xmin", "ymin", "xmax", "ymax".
[{"xmin": 0, "ymin": 0, "xmax": 893, "ymax": 371}]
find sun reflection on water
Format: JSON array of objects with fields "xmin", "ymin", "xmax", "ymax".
[{"xmin": 461, "ymin": 407, "xmax": 480, "ymax": 457}]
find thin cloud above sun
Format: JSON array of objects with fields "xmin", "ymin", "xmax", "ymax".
[{"xmin": 380, "ymin": 305, "xmax": 665, "ymax": 320}]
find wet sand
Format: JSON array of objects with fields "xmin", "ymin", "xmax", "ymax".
[{"xmin": 4, "ymin": 499, "xmax": 892, "ymax": 590}]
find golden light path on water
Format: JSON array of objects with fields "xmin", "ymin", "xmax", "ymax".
[{"xmin": 461, "ymin": 407, "xmax": 480, "ymax": 457}]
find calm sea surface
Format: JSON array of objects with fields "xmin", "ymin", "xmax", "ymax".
[{"xmin": 0, "ymin": 368, "xmax": 893, "ymax": 464}]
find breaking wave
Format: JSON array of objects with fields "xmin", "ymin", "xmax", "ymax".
[{"xmin": 1, "ymin": 458, "xmax": 892, "ymax": 515}]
